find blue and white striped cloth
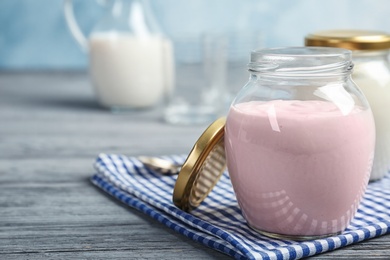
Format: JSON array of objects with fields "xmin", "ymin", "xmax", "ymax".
[{"xmin": 91, "ymin": 153, "xmax": 390, "ymax": 260}]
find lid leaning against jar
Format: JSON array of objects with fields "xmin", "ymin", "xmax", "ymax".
[
  {"xmin": 305, "ymin": 30, "xmax": 390, "ymax": 50},
  {"xmin": 173, "ymin": 117, "xmax": 227, "ymax": 212}
]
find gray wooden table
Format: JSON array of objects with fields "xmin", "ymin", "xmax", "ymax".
[{"xmin": 1, "ymin": 71, "xmax": 389, "ymax": 259}]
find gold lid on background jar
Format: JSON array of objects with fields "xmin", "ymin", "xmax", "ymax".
[
  {"xmin": 305, "ymin": 30, "xmax": 390, "ymax": 50},
  {"xmin": 173, "ymin": 117, "xmax": 226, "ymax": 211}
]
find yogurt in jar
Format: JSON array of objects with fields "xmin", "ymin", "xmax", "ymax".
[{"xmin": 225, "ymin": 100, "xmax": 375, "ymax": 237}]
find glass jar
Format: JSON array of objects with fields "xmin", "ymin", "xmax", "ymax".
[
  {"xmin": 224, "ymin": 47, "xmax": 375, "ymax": 240},
  {"xmin": 305, "ymin": 30, "xmax": 390, "ymax": 181}
]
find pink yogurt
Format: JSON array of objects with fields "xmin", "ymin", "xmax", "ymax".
[{"xmin": 225, "ymin": 100, "xmax": 375, "ymax": 238}]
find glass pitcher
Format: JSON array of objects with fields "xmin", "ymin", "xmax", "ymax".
[{"xmin": 64, "ymin": 0, "xmax": 174, "ymax": 110}]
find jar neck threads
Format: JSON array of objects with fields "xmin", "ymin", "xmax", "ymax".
[{"xmin": 248, "ymin": 47, "xmax": 353, "ymax": 78}]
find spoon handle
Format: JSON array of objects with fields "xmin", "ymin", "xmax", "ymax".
[{"xmin": 138, "ymin": 156, "xmax": 182, "ymax": 175}]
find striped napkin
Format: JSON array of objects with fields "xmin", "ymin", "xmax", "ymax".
[{"xmin": 91, "ymin": 153, "xmax": 390, "ymax": 260}]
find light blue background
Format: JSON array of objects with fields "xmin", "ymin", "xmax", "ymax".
[{"xmin": 1, "ymin": 0, "xmax": 390, "ymax": 69}]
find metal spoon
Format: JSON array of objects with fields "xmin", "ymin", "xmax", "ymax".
[{"xmin": 138, "ymin": 156, "xmax": 182, "ymax": 175}]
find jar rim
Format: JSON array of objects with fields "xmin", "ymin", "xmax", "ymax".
[{"xmin": 248, "ymin": 47, "xmax": 353, "ymax": 77}]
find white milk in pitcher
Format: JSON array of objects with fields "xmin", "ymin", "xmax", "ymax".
[{"xmin": 89, "ymin": 32, "xmax": 173, "ymax": 109}]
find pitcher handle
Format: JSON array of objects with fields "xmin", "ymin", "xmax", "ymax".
[{"xmin": 63, "ymin": 0, "xmax": 88, "ymax": 52}]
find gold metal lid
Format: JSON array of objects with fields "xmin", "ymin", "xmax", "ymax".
[
  {"xmin": 305, "ymin": 30, "xmax": 390, "ymax": 50},
  {"xmin": 173, "ymin": 117, "xmax": 226, "ymax": 211}
]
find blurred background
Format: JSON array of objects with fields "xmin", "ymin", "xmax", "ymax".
[{"xmin": 1, "ymin": 0, "xmax": 390, "ymax": 70}]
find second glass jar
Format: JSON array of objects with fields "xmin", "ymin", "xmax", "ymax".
[{"xmin": 305, "ymin": 30, "xmax": 390, "ymax": 181}]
